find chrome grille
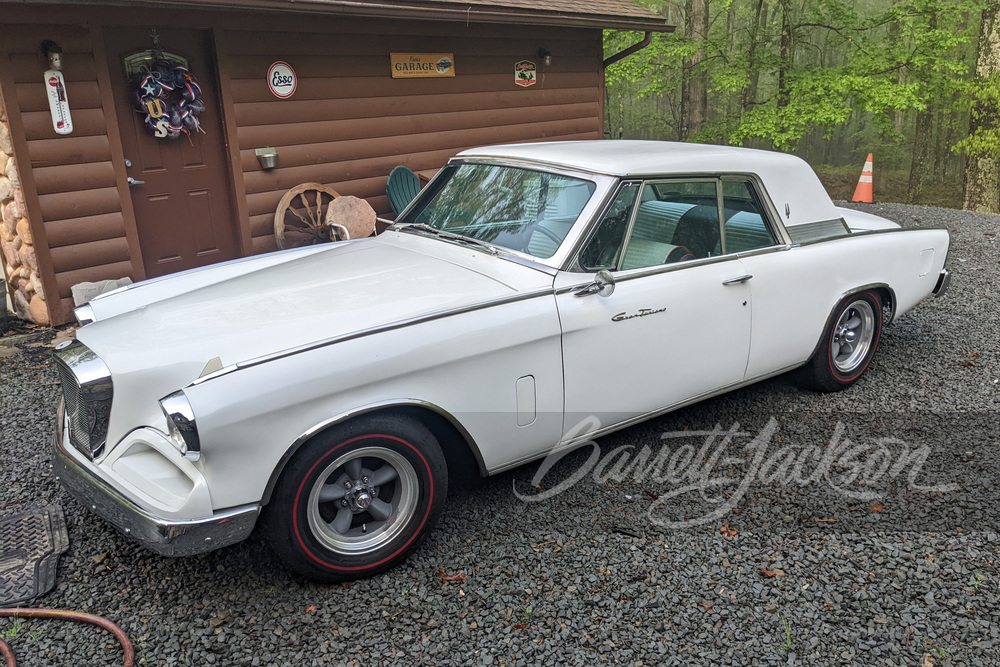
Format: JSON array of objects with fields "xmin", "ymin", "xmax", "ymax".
[{"xmin": 53, "ymin": 341, "xmax": 113, "ymax": 459}]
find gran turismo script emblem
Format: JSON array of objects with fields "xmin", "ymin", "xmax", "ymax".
[{"xmin": 612, "ymin": 307, "xmax": 666, "ymax": 322}]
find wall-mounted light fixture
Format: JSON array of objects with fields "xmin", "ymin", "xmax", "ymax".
[
  {"xmin": 255, "ymin": 147, "xmax": 278, "ymax": 170},
  {"xmin": 537, "ymin": 48, "xmax": 552, "ymax": 66},
  {"xmin": 41, "ymin": 40, "xmax": 63, "ymax": 71}
]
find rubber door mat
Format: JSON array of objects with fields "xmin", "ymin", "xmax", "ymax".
[{"xmin": 0, "ymin": 505, "xmax": 69, "ymax": 606}]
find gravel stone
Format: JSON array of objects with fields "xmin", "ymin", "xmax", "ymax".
[{"xmin": 1, "ymin": 202, "xmax": 999, "ymax": 665}]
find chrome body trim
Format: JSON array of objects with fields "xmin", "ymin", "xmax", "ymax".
[
  {"xmin": 74, "ymin": 303, "xmax": 96, "ymax": 327},
  {"xmin": 159, "ymin": 391, "xmax": 202, "ymax": 461},
  {"xmin": 260, "ymin": 398, "xmax": 487, "ymax": 506},
  {"xmin": 786, "ymin": 218, "xmax": 851, "ymax": 244},
  {"xmin": 451, "ymin": 155, "xmax": 619, "ymax": 179},
  {"xmin": 487, "ymin": 362, "xmax": 804, "ymax": 475},
  {"xmin": 792, "ymin": 225, "xmax": 946, "ymax": 246},
  {"xmin": 555, "ymin": 253, "xmax": 736, "ymax": 294},
  {"xmin": 933, "ymin": 268, "xmax": 950, "ymax": 297},
  {"xmin": 52, "ymin": 401, "xmax": 258, "ymax": 556},
  {"xmin": 186, "ymin": 287, "xmax": 557, "ymax": 386}
]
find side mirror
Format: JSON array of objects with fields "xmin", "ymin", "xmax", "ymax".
[{"xmin": 573, "ymin": 269, "xmax": 615, "ymax": 298}]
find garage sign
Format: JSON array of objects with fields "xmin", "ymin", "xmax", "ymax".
[{"xmin": 390, "ymin": 53, "xmax": 455, "ymax": 78}]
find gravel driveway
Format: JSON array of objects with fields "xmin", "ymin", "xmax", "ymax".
[{"xmin": 1, "ymin": 202, "xmax": 998, "ymax": 666}]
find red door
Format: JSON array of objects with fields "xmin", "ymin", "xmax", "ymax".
[{"xmin": 106, "ymin": 28, "xmax": 239, "ymax": 278}]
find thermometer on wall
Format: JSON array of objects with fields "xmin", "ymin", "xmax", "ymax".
[{"xmin": 44, "ymin": 68, "xmax": 73, "ymax": 135}]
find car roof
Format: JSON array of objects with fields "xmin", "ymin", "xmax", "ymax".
[
  {"xmin": 458, "ymin": 140, "xmax": 796, "ymax": 177},
  {"xmin": 456, "ymin": 140, "xmax": 841, "ymax": 228}
]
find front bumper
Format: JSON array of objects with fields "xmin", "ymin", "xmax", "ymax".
[
  {"xmin": 932, "ymin": 268, "xmax": 951, "ymax": 298},
  {"xmin": 52, "ymin": 401, "xmax": 259, "ymax": 556}
]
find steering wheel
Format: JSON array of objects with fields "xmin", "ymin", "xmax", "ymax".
[{"xmin": 521, "ymin": 223, "xmax": 562, "ymax": 253}]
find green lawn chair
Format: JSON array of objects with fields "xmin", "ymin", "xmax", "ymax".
[{"xmin": 386, "ymin": 165, "xmax": 422, "ymax": 216}]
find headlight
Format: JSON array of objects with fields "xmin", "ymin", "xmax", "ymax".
[{"xmin": 159, "ymin": 391, "xmax": 202, "ymax": 461}]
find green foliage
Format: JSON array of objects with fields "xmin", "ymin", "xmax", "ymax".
[
  {"xmin": 605, "ymin": 0, "xmax": 986, "ymax": 153},
  {"xmin": 954, "ymin": 71, "xmax": 1000, "ymax": 155}
]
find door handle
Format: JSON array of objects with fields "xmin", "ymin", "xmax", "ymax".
[
  {"xmin": 127, "ymin": 176, "xmax": 145, "ymax": 187},
  {"xmin": 722, "ymin": 274, "xmax": 752, "ymax": 285}
]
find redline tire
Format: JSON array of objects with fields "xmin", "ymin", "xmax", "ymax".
[
  {"xmin": 263, "ymin": 414, "xmax": 447, "ymax": 582},
  {"xmin": 799, "ymin": 290, "xmax": 883, "ymax": 393}
]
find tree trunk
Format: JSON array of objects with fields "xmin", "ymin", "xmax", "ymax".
[
  {"xmin": 683, "ymin": 0, "xmax": 709, "ymax": 137},
  {"xmin": 778, "ymin": 0, "xmax": 793, "ymax": 109},
  {"xmin": 965, "ymin": 0, "xmax": 1000, "ymax": 213},
  {"xmin": 907, "ymin": 110, "xmax": 932, "ymax": 204},
  {"xmin": 742, "ymin": 0, "xmax": 767, "ymax": 113}
]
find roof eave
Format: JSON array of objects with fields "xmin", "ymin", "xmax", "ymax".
[{"xmin": 18, "ymin": 0, "xmax": 674, "ymax": 32}]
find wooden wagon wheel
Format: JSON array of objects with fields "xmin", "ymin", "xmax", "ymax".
[{"xmin": 274, "ymin": 183, "xmax": 341, "ymax": 249}]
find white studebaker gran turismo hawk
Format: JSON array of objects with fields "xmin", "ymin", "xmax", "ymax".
[{"xmin": 52, "ymin": 141, "xmax": 950, "ymax": 581}]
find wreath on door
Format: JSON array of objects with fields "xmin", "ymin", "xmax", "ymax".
[{"xmin": 129, "ymin": 59, "xmax": 207, "ymax": 140}]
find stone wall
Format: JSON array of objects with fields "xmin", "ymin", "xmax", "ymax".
[{"xmin": 0, "ymin": 84, "xmax": 48, "ymax": 325}]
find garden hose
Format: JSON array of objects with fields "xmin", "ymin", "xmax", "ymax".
[{"xmin": 0, "ymin": 608, "xmax": 133, "ymax": 667}]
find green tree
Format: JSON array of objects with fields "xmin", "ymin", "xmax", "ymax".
[
  {"xmin": 961, "ymin": 0, "xmax": 1000, "ymax": 212},
  {"xmin": 606, "ymin": 0, "xmax": 985, "ymax": 205}
]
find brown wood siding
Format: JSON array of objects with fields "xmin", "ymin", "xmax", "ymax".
[
  {"xmin": 3, "ymin": 5, "xmax": 607, "ymax": 324},
  {"xmin": 224, "ymin": 20, "xmax": 603, "ymax": 252},
  {"xmin": 0, "ymin": 22, "xmax": 138, "ymax": 325}
]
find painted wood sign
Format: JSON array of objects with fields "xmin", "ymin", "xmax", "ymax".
[
  {"xmin": 44, "ymin": 69, "xmax": 73, "ymax": 134},
  {"xmin": 268, "ymin": 61, "xmax": 297, "ymax": 99},
  {"xmin": 391, "ymin": 54, "xmax": 455, "ymax": 78},
  {"xmin": 514, "ymin": 60, "xmax": 536, "ymax": 88}
]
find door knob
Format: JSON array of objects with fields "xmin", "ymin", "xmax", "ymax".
[{"xmin": 127, "ymin": 176, "xmax": 145, "ymax": 187}]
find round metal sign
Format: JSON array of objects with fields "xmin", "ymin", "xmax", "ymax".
[{"xmin": 267, "ymin": 61, "xmax": 297, "ymax": 99}]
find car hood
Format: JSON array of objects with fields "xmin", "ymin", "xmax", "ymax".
[{"xmin": 78, "ymin": 232, "xmax": 552, "ymax": 386}]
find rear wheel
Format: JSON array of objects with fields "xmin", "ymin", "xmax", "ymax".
[
  {"xmin": 264, "ymin": 414, "xmax": 447, "ymax": 582},
  {"xmin": 799, "ymin": 290, "xmax": 882, "ymax": 392}
]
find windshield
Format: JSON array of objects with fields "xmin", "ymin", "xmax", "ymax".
[{"xmin": 396, "ymin": 163, "xmax": 597, "ymax": 258}]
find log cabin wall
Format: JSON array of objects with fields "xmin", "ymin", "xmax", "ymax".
[
  {"xmin": 225, "ymin": 16, "xmax": 605, "ymax": 254},
  {"xmin": 0, "ymin": 19, "xmax": 141, "ymax": 326},
  {"xmin": 0, "ymin": 4, "xmax": 605, "ymax": 325}
]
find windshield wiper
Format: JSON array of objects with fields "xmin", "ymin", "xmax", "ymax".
[{"xmin": 398, "ymin": 223, "xmax": 499, "ymax": 255}]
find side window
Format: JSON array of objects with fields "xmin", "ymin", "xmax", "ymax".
[
  {"xmin": 579, "ymin": 183, "xmax": 640, "ymax": 271},
  {"xmin": 620, "ymin": 181, "xmax": 719, "ymax": 270},
  {"xmin": 720, "ymin": 180, "xmax": 776, "ymax": 253}
]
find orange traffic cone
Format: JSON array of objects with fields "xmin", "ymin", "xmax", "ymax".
[{"xmin": 851, "ymin": 153, "xmax": 873, "ymax": 203}]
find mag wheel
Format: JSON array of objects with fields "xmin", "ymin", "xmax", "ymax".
[
  {"xmin": 800, "ymin": 290, "xmax": 883, "ymax": 392},
  {"xmin": 265, "ymin": 414, "xmax": 447, "ymax": 582}
]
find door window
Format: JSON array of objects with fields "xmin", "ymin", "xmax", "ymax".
[
  {"xmin": 720, "ymin": 180, "xmax": 776, "ymax": 253},
  {"xmin": 578, "ymin": 183, "xmax": 640, "ymax": 271},
  {"xmin": 578, "ymin": 178, "xmax": 778, "ymax": 272},
  {"xmin": 580, "ymin": 180, "xmax": 719, "ymax": 271}
]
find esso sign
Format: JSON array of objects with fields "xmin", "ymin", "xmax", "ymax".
[{"xmin": 267, "ymin": 61, "xmax": 297, "ymax": 99}]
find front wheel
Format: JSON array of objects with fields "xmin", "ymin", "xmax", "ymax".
[
  {"xmin": 263, "ymin": 414, "xmax": 447, "ymax": 582},
  {"xmin": 799, "ymin": 290, "xmax": 883, "ymax": 392}
]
